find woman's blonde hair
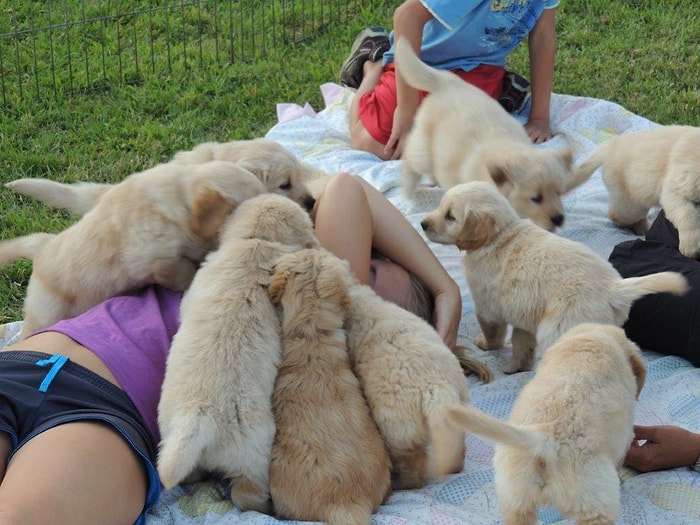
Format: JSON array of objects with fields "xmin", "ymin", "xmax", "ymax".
[{"xmin": 371, "ymin": 250, "xmax": 434, "ymax": 325}]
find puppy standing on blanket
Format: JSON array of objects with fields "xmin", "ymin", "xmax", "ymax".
[
  {"xmin": 447, "ymin": 323, "xmax": 647, "ymax": 525},
  {"xmin": 421, "ymin": 181, "xmax": 689, "ymax": 373},
  {"xmin": 0, "ymin": 160, "xmax": 265, "ymax": 340},
  {"xmin": 571, "ymin": 125, "xmax": 700, "ymax": 258},
  {"xmin": 157, "ymin": 194, "xmax": 320, "ymax": 513},
  {"xmin": 342, "ymin": 275, "xmax": 471, "ymax": 490},
  {"xmin": 394, "ymin": 37, "xmax": 577, "ymax": 232},
  {"xmin": 268, "ymin": 249, "xmax": 391, "ymax": 525}
]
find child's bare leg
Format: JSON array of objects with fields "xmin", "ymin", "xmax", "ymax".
[
  {"xmin": 0, "ymin": 422, "xmax": 148, "ymax": 525},
  {"xmin": 349, "ymin": 61, "xmax": 391, "ymax": 159}
]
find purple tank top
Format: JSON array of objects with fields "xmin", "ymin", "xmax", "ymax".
[{"xmin": 39, "ymin": 285, "xmax": 182, "ymax": 441}]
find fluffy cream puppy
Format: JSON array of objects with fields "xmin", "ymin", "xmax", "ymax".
[
  {"xmin": 394, "ymin": 37, "xmax": 576, "ymax": 232},
  {"xmin": 157, "ymin": 194, "xmax": 320, "ymax": 513},
  {"xmin": 341, "ymin": 274, "xmax": 470, "ymax": 490},
  {"xmin": 447, "ymin": 323, "xmax": 647, "ymax": 525},
  {"xmin": 172, "ymin": 137, "xmax": 322, "ymax": 212},
  {"xmin": 571, "ymin": 125, "xmax": 700, "ymax": 258},
  {"xmin": 7, "ymin": 138, "xmax": 321, "ymax": 214},
  {"xmin": 421, "ymin": 181, "xmax": 689, "ymax": 373},
  {"xmin": 0, "ymin": 160, "xmax": 264, "ymax": 339},
  {"xmin": 267, "ymin": 249, "xmax": 391, "ymax": 525}
]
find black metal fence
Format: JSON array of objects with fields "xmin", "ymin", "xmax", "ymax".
[{"xmin": 0, "ymin": 1, "xmax": 366, "ymax": 106}]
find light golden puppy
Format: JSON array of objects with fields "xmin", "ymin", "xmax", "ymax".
[
  {"xmin": 157, "ymin": 194, "xmax": 320, "ymax": 513},
  {"xmin": 394, "ymin": 37, "xmax": 576, "ymax": 232},
  {"xmin": 7, "ymin": 138, "xmax": 321, "ymax": 215},
  {"xmin": 571, "ymin": 125, "xmax": 700, "ymax": 258},
  {"xmin": 173, "ymin": 137, "xmax": 321, "ymax": 212},
  {"xmin": 447, "ymin": 323, "xmax": 647, "ymax": 525},
  {"xmin": 341, "ymin": 275, "xmax": 470, "ymax": 490},
  {"xmin": 0, "ymin": 160, "xmax": 264, "ymax": 340},
  {"xmin": 421, "ymin": 181, "xmax": 689, "ymax": 373},
  {"xmin": 267, "ymin": 249, "xmax": 391, "ymax": 525}
]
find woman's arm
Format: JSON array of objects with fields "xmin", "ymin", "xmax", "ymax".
[{"xmin": 312, "ymin": 173, "xmax": 462, "ymax": 349}]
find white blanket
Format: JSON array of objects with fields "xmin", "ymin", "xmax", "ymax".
[{"xmin": 2, "ymin": 85, "xmax": 697, "ymax": 524}]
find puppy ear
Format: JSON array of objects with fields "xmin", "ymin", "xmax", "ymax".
[
  {"xmin": 192, "ymin": 188, "xmax": 235, "ymax": 241},
  {"xmin": 268, "ymin": 268, "xmax": 290, "ymax": 305},
  {"xmin": 456, "ymin": 212, "xmax": 496, "ymax": 251},
  {"xmin": 627, "ymin": 350, "xmax": 647, "ymax": 399},
  {"xmin": 486, "ymin": 163, "xmax": 514, "ymax": 190}
]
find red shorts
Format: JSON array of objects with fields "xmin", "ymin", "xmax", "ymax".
[{"xmin": 357, "ymin": 62, "xmax": 506, "ymax": 146}]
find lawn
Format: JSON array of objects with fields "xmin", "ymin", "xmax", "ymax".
[{"xmin": 0, "ymin": 0, "xmax": 698, "ymax": 322}]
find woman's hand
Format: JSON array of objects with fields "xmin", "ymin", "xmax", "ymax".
[{"xmin": 624, "ymin": 425, "xmax": 700, "ymax": 472}]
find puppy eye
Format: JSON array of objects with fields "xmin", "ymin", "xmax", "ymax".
[
  {"xmin": 279, "ymin": 181, "xmax": 292, "ymax": 190},
  {"xmin": 531, "ymin": 194, "xmax": 543, "ymax": 204},
  {"xmin": 445, "ymin": 211, "xmax": 455, "ymax": 221}
]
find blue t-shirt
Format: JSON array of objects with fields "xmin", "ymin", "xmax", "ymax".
[{"xmin": 383, "ymin": 0, "xmax": 560, "ymax": 71}]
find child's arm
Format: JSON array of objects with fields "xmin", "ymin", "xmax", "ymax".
[
  {"xmin": 526, "ymin": 7, "xmax": 557, "ymax": 143},
  {"xmin": 385, "ymin": 0, "xmax": 434, "ymax": 160}
]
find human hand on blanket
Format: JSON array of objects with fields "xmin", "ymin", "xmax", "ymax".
[{"xmin": 624, "ymin": 425, "xmax": 700, "ymax": 472}]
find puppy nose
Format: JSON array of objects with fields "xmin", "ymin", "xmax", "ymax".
[
  {"xmin": 303, "ymin": 196, "xmax": 316, "ymax": 212},
  {"xmin": 551, "ymin": 214, "xmax": 564, "ymax": 227},
  {"xmin": 420, "ymin": 220, "xmax": 429, "ymax": 231}
]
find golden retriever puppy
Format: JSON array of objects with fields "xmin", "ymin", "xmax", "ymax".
[
  {"xmin": 267, "ymin": 249, "xmax": 391, "ymax": 525},
  {"xmin": 421, "ymin": 181, "xmax": 689, "ymax": 373},
  {"xmin": 5, "ymin": 178, "xmax": 112, "ymax": 215},
  {"xmin": 394, "ymin": 37, "xmax": 576, "ymax": 232},
  {"xmin": 157, "ymin": 194, "xmax": 320, "ymax": 513},
  {"xmin": 0, "ymin": 160, "xmax": 264, "ymax": 339},
  {"xmin": 6, "ymin": 139, "xmax": 321, "ymax": 215},
  {"xmin": 173, "ymin": 137, "xmax": 322, "ymax": 212},
  {"xmin": 571, "ymin": 125, "xmax": 700, "ymax": 258},
  {"xmin": 341, "ymin": 274, "xmax": 470, "ymax": 490},
  {"xmin": 447, "ymin": 323, "xmax": 647, "ymax": 525}
]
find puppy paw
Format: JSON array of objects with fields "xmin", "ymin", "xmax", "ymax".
[
  {"xmin": 475, "ymin": 334, "xmax": 503, "ymax": 351},
  {"xmin": 679, "ymin": 232, "xmax": 700, "ymax": 259},
  {"xmin": 502, "ymin": 361, "xmax": 525, "ymax": 374}
]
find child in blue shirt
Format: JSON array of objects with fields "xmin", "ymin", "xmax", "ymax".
[{"xmin": 340, "ymin": 0, "xmax": 560, "ymax": 160}]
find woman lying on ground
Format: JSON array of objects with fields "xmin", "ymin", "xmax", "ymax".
[{"xmin": 0, "ymin": 171, "xmax": 461, "ymax": 524}]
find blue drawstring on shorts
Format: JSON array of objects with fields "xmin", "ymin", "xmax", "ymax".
[{"xmin": 35, "ymin": 354, "xmax": 70, "ymax": 393}]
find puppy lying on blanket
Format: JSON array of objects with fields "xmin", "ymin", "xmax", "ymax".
[
  {"xmin": 447, "ymin": 323, "xmax": 646, "ymax": 525},
  {"xmin": 0, "ymin": 160, "xmax": 264, "ymax": 339},
  {"xmin": 394, "ymin": 37, "xmax": 576, "ymax": 232},
  {"xmin": 342, "ymin": 273, "xmax": 471, "ymax": 490},
  {"xmin": 7, "ymin": 138, "xmax": 318, "ymax": 215},
  {"xmin": 157, "ymin": 194, "xmax": 320, "ymax": 513},
  {"xmin": 268, "ymin": 249, "xmax": 391, "ymax": 525},
  {"xmin": 571, "ymin": 125, "xmax": 700, "ymax": 258},
  {"xmin": 421, "ymin": 181, "xmax": 689, "ymax": 373}
]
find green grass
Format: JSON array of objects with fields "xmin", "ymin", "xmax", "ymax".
[{"xmin": 0, "ymin": 0, "xmax": 698, "ymax": 322}]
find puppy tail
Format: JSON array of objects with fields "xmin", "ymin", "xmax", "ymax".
[
  {"xmin": 157, "ymin": 412, "xmax": 217, "ymax": 489},
  {"xmin": 614, "ymin": 271, "xmax": 689, "ymax": 305},
  {"xmin": 394, "ymin": 36, "xmax": 455, "ymax": 94},
  {"xmin": 446, "ymin": 405, "xmax": 553, "ymax": 458},
  {"xmin": 567, "ymin": 142, "xmax": 609, "ymax": 191},
  {"xmin": 0, "ymin": 233, "xmax": 54, "ymax": 267},
  {"xmin": 5, "ymin": 179, "xmax": 111, "ymax": 215}
]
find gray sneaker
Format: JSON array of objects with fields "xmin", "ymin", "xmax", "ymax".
[{"xmin": 339, "ymin": 26, "xmax": 390, "ymax": 89}]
